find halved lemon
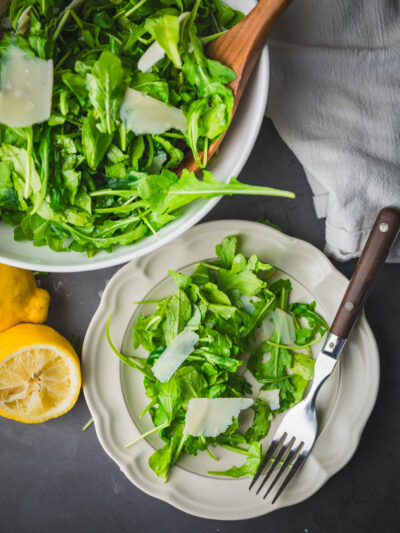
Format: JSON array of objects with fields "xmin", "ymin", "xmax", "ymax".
[{"xmin": 0, "ymin": 323, "xmax": 81, "ymax": 423}]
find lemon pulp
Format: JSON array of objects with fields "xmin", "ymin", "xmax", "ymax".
[{"xmin": 0, "ymin": 324, "xmax": 81, "ymax": 423}]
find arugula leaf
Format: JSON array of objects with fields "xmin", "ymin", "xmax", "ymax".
[
  {"xmin": 202, "ymin": 329, "xmax": 232, "ymax": 357},
  {"xmin": 215, "ymin": 235, "xmax": 237, "ymax": 268},
  {"xmin": 206, "ymin": 58, "xmax": 236, "ymax": 84},
  {"xmin": 168, "ymin": 269, "xmax": 191, "ymax": 289},
  {"xmin": 290, "ymin": 301, "xmax": 328, "ymax": 333},
  {"xmin": 145, "ymin": 14, "xmax": 182, "ymax": 68},
  {"xmin": 270, "ymin": 279, "xmax": 292, "ymax": 297},
  {"xmin": 240, "ymin": 298, "xmax": 275, "ymax": 337},
  {"xmin": 148, "ymin": 424, "xmax": 186, "ymax": 482},
  {"xmin": 209, "ymin": 442, "xmax": 262, "ymax": 478},
  {"xmin": 291, "ymin": 352, "xmax": 315, "ymax": 380},
  {"xmin": 82, "ymin": 111, "xmax": 114, "ymax": 170},
  {"xmin": 201, "ymin": 282, "xmax": 232, "ymax": 306},
  {"xmin": 157, "ymin": 379, "xmax": 181, "ymax": 423},
  {"xmin": 136, "ymin": 169, "xmax": 294, "ymax": 219},
  {"xmin": 218, "ymin": 268, "xmax": 266, "ymax": 297},
  {"xmin": 191, "ymin": 263, "xmax": 211, "ymax": 286},
  {"xmin": 162, "ymin": 288, "xmax": 192, "ymax": 345},
  {"xmin": 168, "ymin": 170, "xmax": 294, "ymax": 213},
  {"xmin": 62, "ymin": 72, "xmax": 88, "ymax": 106},
  {"xmin": 106, "ymin": 316, "xmax": 154, "ymax": 379},
  {"xmin": 270, "ymin": 279, "xmax": 292, "ymax": 311},
  {"xmin": 195, "ymin": 350, "xmax": 242, "ymax": 372},
  {"xmin": 244, "ymin": 399, "xmax": 271, "ymax": 443},
  {"xmin": 211, "ymin": 0, "xmax": 245, "ymax": 29},
  {"xmin": 0, "ymin": 162, "xmax": 18, "ymax": 208},
  {"xmin": 0, "ymin": 140, "xmax": 41, "ymax": 202},
  {"xmin": 133, "ymin": 72, "xmax": 170, "ymax": 103},
  {"xmin": 288, "ymin": 375, "xmax": 309, "ymax": 405},
  {"xmin": 153, "ymin": 135, "xmax": 184, "ymax": 168},
  {"xmin": 173, "ymin": 366, "xmax": 207, "ymax": 401},
  {"xmin": 86, "ymin": 51, "xmax": 125, "ymax": 134},
  {"xmin": 248, "ymin": 340, "xmax": 292, "ymax": 383}
]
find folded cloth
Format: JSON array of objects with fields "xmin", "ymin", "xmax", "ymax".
[{"xmin": 266, "ymin": 0, "xmax": 400, "ymax": 261}]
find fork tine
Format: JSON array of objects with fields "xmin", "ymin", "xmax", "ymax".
[
  {"xmin": 255, "ymin": 434, "xmax": 292, "ymax": 495},
  {"xmin": 263, "ymin": 440, "xmax": 302, "ymax": 499},
  {"xmin": 249, "ymin": 432, "xmax": 287, "ymax": 490},
  {"xmin": 271, "ymin": 449, "xmax": 309, "ymax": 504}
]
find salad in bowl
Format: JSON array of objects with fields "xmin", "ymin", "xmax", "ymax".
[{"xmin": 0, "ymin": 0, "xmax": 291, "ymax": 269}]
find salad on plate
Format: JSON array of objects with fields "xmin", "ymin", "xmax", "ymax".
[
  {"xmin": 0, "ymin": 0, "xmax": 293, "ymax": 257},
  {"xmin": 107, "ymin": 235, "xmax": 328, "ymax": 481}
]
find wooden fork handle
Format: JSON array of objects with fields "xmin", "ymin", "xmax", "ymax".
[{"xmin": 330, "ymin": 207, "xmax": 400, "ymax": 339}]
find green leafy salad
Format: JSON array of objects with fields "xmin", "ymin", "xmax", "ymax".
[
  {"xmin": 0, "ymin": 0, "xmax": 293, "ymax": 256},
  {"xmin": 107, "ymin": 236, "xmax": 328, "ymax": 481}
]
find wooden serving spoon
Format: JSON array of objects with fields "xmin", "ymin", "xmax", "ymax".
[{"xmin": 178, "ymin": 0, "xmax": 292, "ymax": 174}]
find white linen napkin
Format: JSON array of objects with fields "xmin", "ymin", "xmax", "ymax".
[{"xmin": 266, "ymin": 0, "xmax": 400, "ymax": 261}]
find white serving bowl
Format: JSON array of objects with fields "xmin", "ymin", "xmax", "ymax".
[{"xmin": 0, "ymin": 0, "xmax": 269, "ymax": 272}]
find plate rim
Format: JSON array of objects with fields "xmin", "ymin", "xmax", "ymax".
[{"xmin": 82, "ymin": 219, "xmax": 380, "ymax": 520}]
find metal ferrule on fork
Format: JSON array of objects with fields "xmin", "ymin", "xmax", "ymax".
[{"xmin": 322, "ymin": 333, "xmax": 347, "ymax": 360}]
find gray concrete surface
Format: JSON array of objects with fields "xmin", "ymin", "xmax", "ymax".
[{"xmin": 1, "ymin": 118, "xmax": 399, "ymax": 533}]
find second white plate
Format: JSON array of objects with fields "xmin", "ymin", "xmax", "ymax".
[{"xmin": 82, "ymin": 220, "xmax": 379, "ymax": 520}]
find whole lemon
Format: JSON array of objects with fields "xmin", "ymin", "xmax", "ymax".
[{"xmin": 0, "ymin": 263, "xmax": 50, "ymax": 332}]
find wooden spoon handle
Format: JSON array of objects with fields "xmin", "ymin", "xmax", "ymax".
[
  {"xmin": 207, "ymin": 0, "xmax": 292, "ymax": 97},
  {"xmin": 178, "ymin": 0, "xmax": 292, "ymax": 175},
  {"xmin": 330, "ymin": 207, "xmax": 400, "ymax": 339}
]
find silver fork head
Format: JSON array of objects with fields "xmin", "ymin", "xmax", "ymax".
[
  {"xmin": 249, "ymin": 398, "xmax": 317, "ymax": 503},
  {"xmin": 249, "ymin": 353, "xmax": 338, "ymax": 503}
]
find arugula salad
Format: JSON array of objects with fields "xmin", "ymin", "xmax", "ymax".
[
  {"xmin": 0, "ymin": 1, "xmax": 294, "ymax": 257},
  {"xmin": 107, "ymin": 236, "xmax": 328, "ymax": 481}
]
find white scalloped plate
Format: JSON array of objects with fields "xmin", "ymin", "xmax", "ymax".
[{"xmin": 82, "ymin": 220, "xmax": 379, "ymax": 520}]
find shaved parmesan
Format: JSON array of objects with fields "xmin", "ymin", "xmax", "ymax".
[
  {"xmin": 120, "ymin": 88, "xmax": 187, "ymax": 135},
  {"xmin": 184, "ymin": 398, "xmax": 253, "ymax": 437},
  {"xmin": 0, "ymin": 47, "xmax": 53, "ymax": 128},
  {"xmin": 271, "ymin": 308, "xmax": 296, "ymax": 345},
  {"xmin": 239, "ymin": 294, "xmax": 254, "ymax": 314},
  {"xmin": 239, "ymin": 294, "xmax": 260, "ymax": 314},
  {"xmin": 259, "ymin": 389, "xmax": 280, "ymax": 411},
  {"xmin": 261, "ymin": 311, "xmax": 274, "ymax": 339},
  {"xmin": 16, "ymin": 6, "xmax": 31, "ymax": 35},
  {"xmin": 138, "ymin": 12, "xmax": 190, "ymax": 72},
  {"xmin": 262, "ymin": 308, "xmax": 296, "ymax": 346},
  {"xmin": 138, "ymin": 44, "xmax": 166, "ymax": 74},
  {"xmin": 152, "ymin": 328, "xmax": 199, "ymax": 383}
]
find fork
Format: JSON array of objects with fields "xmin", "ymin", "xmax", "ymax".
[{"xmin": 249, "ymin": 207, "xmax": 400, "ymax": 503}]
